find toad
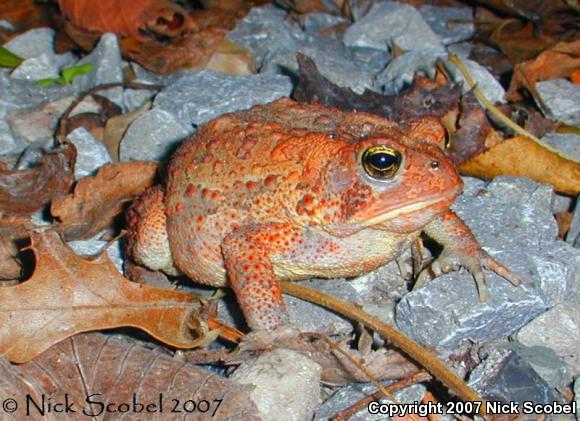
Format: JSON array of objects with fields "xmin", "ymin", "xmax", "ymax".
[{"xmin": 126, "ymin": 98, "xmax": 520, "ymax": 331}]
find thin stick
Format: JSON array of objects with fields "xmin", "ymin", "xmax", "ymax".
[{"xmin": 281, "ymin": 281, "xmax": 487, "ymax": 415}]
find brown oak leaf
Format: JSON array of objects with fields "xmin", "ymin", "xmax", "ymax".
[
  {"xmin": 51, "ymin": 161, "xmax": 159, "ymax": 241},
  {"xmin": 0, "ymin": 230, "xmax": 208, "ymax": 363},
  {"xmin": 0, "ymin": 332, "xmax": 259, "ymax": 420}
]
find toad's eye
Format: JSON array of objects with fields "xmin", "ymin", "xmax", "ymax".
[{"xmin": 361, "ymin": 145, "xmax": 402, "ymax": 180}]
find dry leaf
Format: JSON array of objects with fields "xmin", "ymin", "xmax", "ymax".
[
  {"xmin": 1, "ymin": 332, "xmax": 259, "ymax": 419},
  {"xmin": 0, "ymin": 221, "xmax": 30, "ymax": 280},
  {"xmin": 448, "ymin": 91, "xmax": 495, "ymax": 166},
  {"xmin": 0, "ymin": 230, "xmax": 206, "ymax": 363},
  {"xmin": 51, "ymin": 161, "xmax": 159, "ymax": 241},
  {"xmin": 103, "ymin": 101, "xmax": 151, "ymax": 161},
  {"xmin": 293, "ymin": 53, "xmax": 461, "ymax": 121},
  {"xmin": 0, "ymin": 142, "xmax": 76, "ymax": 217},
  {"xmin": 506, "ymin": 39, "xmax": 580, "ymax": 102},
  {"xmin": 119, "ymin": 26, "xmax": 228, "ymax": 74},
  {"xmin": 460, "ymin": 136, "xmax": 580, "ymax": 195},
  {"xmin": 57, "ymin": 0, "xmax": 195, "ymax": 41}
]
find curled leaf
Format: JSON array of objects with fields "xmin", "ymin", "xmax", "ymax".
[
  {"xmin": 51, "ymin": 161, "xmax": 159, "ymax": 240},
  {"xmin": 0, "ymin": 142, "xmax": 76, "ymax": 216}
]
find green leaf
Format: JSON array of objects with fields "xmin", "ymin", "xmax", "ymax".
[
  {"xmin": 35, "ymin": 63, "xmax": 93, "ymax": 87},
  {"xmin": 60, "ymin": 63, "xmax": 93, "ymax": 85},
  {"xmin": 0, "ymin": 46, "xmax": 23, "ymax": 68}
]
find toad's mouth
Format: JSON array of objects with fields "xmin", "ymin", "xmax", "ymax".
[{"xmin": 358, "ymin": 190, "xmax": 458, "ymax": 227}]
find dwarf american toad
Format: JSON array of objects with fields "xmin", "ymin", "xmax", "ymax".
[{"xmin": 126, "ymin": 98, "xmax": 520, "ymax": 330}]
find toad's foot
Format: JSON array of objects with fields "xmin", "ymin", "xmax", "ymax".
[{"xmin": 415, "ymin": 210, "xmax": 521, "ymax": 301}]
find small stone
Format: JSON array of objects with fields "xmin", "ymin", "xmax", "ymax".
[
  {"xmin": 231, "ymin": 348, "xmax": 321, "ymax": 421},
  {"xmin": 228, "ymin": 5, "xmax": 305, "ymax": 69},
  {"xmin": 74, "ymin": 33, "xmax": 123, "ymax": 107},
  {"xmin": 153, "ymin": 70, "xmax": 292, "ymax": 126},
  {"xmin": 303, "ymin": 12, "xmax": 348, "ymax": 35},
  {"xmin": 536, "ymin": 79, "xmax": 580, "ymax": 126},
  {"xmin": 469, "ymin": 350, "xmax": 558, "ymax": 405},
  {"xmin": 10, "ymin": 53, "xmax": 59, "ymax": 81},
  {"xmin": 67, "ymin": 127, "xmax": 112, "ymax": 180},
  {"xmin": 0, "ymin": 120, "xmax": 22, "ymax": 155},
  {"xmin": 375, "ymin": 50, "xmax": 506, "ymax": 104},
  {"xmin": 419, "ymin": 6, "xmax": 474, "ymax": 45},
  {"xmin": 262, "ymin": 35, "xmax": 380, "ymax": 94},
  {"xmin": 285, "ymin": 279, "xmax": 358, "ymax": 334},
  {"xmin": 119, "ymin": 109, "xmax": 193, "ymax": 162},
  {"xmin": 541, "ymin": 133, "xmax": 580, "ymax": 162},
  {"xmin": 568, "ymin": 199, "xmax": 580, "ymax": 247},
  {"xmin": 517, "ymin": 301, "xmax": 580, "ymax": 375},
  {"xmin": 344, "ymin": 1, "xmax": 445, "ymax": 53},
  {"xmin": 3, "ymin": 28, "xmax": 55, "ymax": 59},
  {"xmin": 67, "ymin": 238, "xmax": 124, "ymax": 273}
]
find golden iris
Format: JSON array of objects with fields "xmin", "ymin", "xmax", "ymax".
[{"xmin": 361, "ymin": 145, "xmax": 402, "ymax": 179}]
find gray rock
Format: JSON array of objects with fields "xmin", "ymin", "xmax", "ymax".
[
  {"xmin": 153, "ymin": 70, "xmax": 292, "ymax": 126},
  {"xmin": 376, "ymin": 50, "xmax": 506, "ymax": 104},
  {"xmin": 67, "ymin": 238, "xmax": 124, "ymax": 273},
  {"xmin": 568, "ymin": 199, "xmax": 580, "ymax": 247},
  {"xmin": 419, "ymin": 6, "xmax": 474, "ymax": 45},
  {"xmin": 262, "ymin": 35, "xmax": 380, "ymax": 94},
  {"xmin": 10, "ymin": 53, "xmax": 59, "ymax": 81},
  {"xmin": 228, "ymin": 5, "xmax": 306, "ymax": 69},
  {"xmin": 490, "ymin": 343, "xmax": 571, "ymax": 388},
  {"xmin": 517, "ymin": 301, "xmax": 580, "ymax": 375},
  {"xmin": 67, "ymin": 127, "xmax": 112, "ymax": 179},
  {"xmin": 119, "ymin": 109, "xmax": 193, "ymax": 162},
  {"xmin": 3, "ymin": 28, "xmax": 55, "ymax": 59},
  {"xmin": 231, "ymin": 348, "xmax": 321, "ymax": 421},
  {"xmin": 344, "ymin": 1, "xmax": 445, "ymax": 53},
  {"xmin": 0, "ymin": 120, "xmax": 22, "ymax": 155},
  {"xmin": 536, "ymin": 79, "xmax": 580, "ymax": 126},
  {"xmin": 123, "ymin": 89, "xmax": 156, "ymax": 112},
  {"xmin": 74, "ymin": 33, "xmax": 123, "ymax": 107},
  {"xmin": 315, "ymin": 383, "xmax": 425, "ymax": 421},
  {"xmin": 469, "ymin": 350, "xmax": 558, "ymax": 405},
  {"xmin": 303, "ymin": 12, "xmax": 348, "ymax": 35},
  {"xmin": 0, "ymin": 20, "xmax": 14, "ymax": 31},
  {"xmin": 396, "ymin": 177, "xmax": 578, "ymax": 349},
  {"xmin": 285, "ymin": 279, "xmax": 359, "ymax": 334},
  {"xmin": 8, "ymin": 96, "xmax": 99, "ymax": 146},
  {"xmin": 541, "ymin": 133, "xmax": 580, "ymax": 162}
]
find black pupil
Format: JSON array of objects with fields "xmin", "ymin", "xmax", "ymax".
[{"xmin": 369, "ymin": 152, "xmax": 398, "ymax": 170}]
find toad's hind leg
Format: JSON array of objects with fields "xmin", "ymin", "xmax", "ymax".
[
  {"xmin": 222, "ymin": 223, "xmax": 301, "ymax": 331},
  {"xmin": 125, "ymin": 186, "xmax": 180, "ymax": 276}
]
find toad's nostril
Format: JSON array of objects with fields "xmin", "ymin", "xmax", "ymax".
[{"xmin": 430, "ymin": 161, "xmax": 440, "ymax": 170}]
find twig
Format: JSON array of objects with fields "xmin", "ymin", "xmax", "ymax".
[
  {"xmin": 447, "ymin": 54, "xmax": 542, "ymax": 143},
  {"xmin": 281, "ymin": 281, "xmax": 487, "ymax": 415}
]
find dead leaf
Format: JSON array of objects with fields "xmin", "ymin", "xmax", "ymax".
[
  {"xmin": 506, "ymin": 39, "xmax": 580, "ymax": 102},
  {"xmin": 119, "ymin": 25, "xmax": 228, "ymax": 74},
  {"xmin": 0, "ymin": 221, "xmax": 31, "ymax": 280},
  {"xmin": 0, "ymin": 230, "xmax": 209, "ymax": 363},
  {"xmin": 460, "ymin": 136, "xmax": 580, "ymax": 195},
  {"xmin": 103, "ymin": 101, "xmax": 151, "ymax": 161},
  {"xmin": 448, "ymin": 91, "xmax": 495, "ymax": 166},
  {"xmin": 293, "ymin": 53, "xmax": 461, "ymax": 121},
  {"xmin": 0, "ymin": 142, "xmax": 76, "ymax": 217},
  {"xmin": 0, "ymin": 0, "xmax": 52, "ymax": 43},
  {"xmin": 51, "ymin": 161, "xmax": 159, "ymax": 241},
  {"xmin": 1, "ymin": 332, "xmax": 259, "ymax": 419},
  {"xmin": 57, "ymin": 0, "xmax": 195, "ymax": 41}
]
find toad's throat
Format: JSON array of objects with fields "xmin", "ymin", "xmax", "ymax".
[{"xmin": 359, "ymin": 194, "xmax": 455, "ymax": 227}]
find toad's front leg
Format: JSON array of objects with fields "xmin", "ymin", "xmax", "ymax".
[
  {"xmin": 416, "ymin": 210, "xmax": 521, "ymax": 301},
  {"xmin": 222, "ymin": 223, "xmax": 300, "ymax": 331}
]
